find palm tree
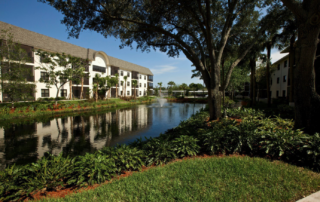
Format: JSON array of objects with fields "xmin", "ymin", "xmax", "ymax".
[
  {"xmin": 179, "ymin": 83, "xmax": 188, "ymax": 97},
  {"xmin": 114, "ymin": 73, "xmax": 119, "ymax": 98},
  {"xmin": 157, "ymin": 82, "xmax": 162, "ymax": 96},
  {"xmin": 132, "ymin": 80, "xmax": 138, "ymax": 99},
  {"xmin": 92, "ymin": 83, "xmax": 98, "ymax": 102},
  {"xmin": 168, "ymin": 81, "xmax": 175, "ymax": 88},
  {"xmin": 93, "ymin": 74, "xmax": 102, "ymax": 101},
  {"xmin": 167, "ymin": 81, "xmax": 175, "ymax": 97},
  {"xmin": 124, "ymin": 76, "xmax": 128, "ymax": 97}
]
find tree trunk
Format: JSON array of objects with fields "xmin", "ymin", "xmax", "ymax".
[
  {"xmin": 80, "ymin": 77, "xmax": 84, "ymax": 99},
  {"xmin": 250, "ymin": 57, "xmax": 256, "ymax": 106},
  {"xmin": 266, "ymin": 43, "xmax": 271, "ymax": 106},
  {"xmin": 257, "ymin": 83, "xmax": 260, "ymax": 102},
  {"xmin": 95, "ymin": 89, "xmax": 98, "ymax": 102},
  {"xmin": 124, "ymin": 81, "xmax": 127, "ymax": 97},
  {"xmin": 208, "ymin": 89, "xmax": 222, "ymax": 120},
  {"xmin": 69, "ymin": 80, "xmax": 72, "ymax": 100},
  {"xmin": 222, "ymin": 58, "xmax": 225, "ymax": 107},
  {"xmin": 116, "ymin": 84, "xmax": 118, "ymax": 98},
  {"xmin": 56, "ymin": 87, "xmax": 60, "ymax": 98},
  {"xmin": 293, "ymin": 25, "xmax": 320, "ymax": 134}
]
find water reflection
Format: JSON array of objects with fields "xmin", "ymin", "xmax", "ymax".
[{"xmin": 0, "ymin": 103, "xmax": 205, "ymax": 169}]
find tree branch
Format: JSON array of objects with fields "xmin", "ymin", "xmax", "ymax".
[{"xmin": 281, "ymin": 0, "xmax": 307, "ymax": 21}]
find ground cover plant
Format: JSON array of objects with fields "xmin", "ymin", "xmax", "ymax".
[
  {"xmin": 1, "ymin": 105, "xmax": 320, "ymax": 201},
  {"xmin": 0, "ymin": 98, "xmax": 153, "ymax": 121}
]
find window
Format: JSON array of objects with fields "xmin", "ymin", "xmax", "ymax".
[
  {"xmin": 60, "ymin": 89, "xmax": 67, "ymax": 97},
  {"xmin": 40, "ymin": 72, "xmax": 49, "ymax": 82},
  {"xmin": 41, "ymin": 89, "xmax": 49, "ymax": 97},
  {"xmin": 139, "ymin": 75, "xmax": 142, "ymax": 79},
  {"xmin": 121, "ymin": 81, "xmax": 124, "ymax": 86},
  {"xmin": 93, "ymin": 65, "xmax": 106, "ymax": 73},
  {"xmin": 121, "ymin": 91, "xmax": 123, "ymax": 95},
  {"xmin": 121, "ymin": 71, "xmax": 123, "ymax": 76},
  {"xmin": 277, "ymin": 77, "xmax": 279, "ymax": 84},
  {"xmin": 144, "ymin": 76, "xmax": 146, "ymax": 80},
  {"xmin": 139, "ymin": 91, "xmax": 141, "ymax": 95},
  {"xmin": 277, "ymin": 64, "xmax": 280, "ymax": 70},
  {"xmin": 127, "ymin": 81, "xmax": 130, "ymax": 86},
  {"xmin": 127, "ymin": 91, "xmax": 130, "ymax": 95},
  {"xmin": 283, "ymin": 90, "xmax": 286, "ymax": 97},
  {"xmin": 139, "ymin": 83, "xmax": 141, "ymax": 87},
  {"xmin": 144, "ymin": 83, "xmax": 146, "ymax": 87},
  {"xmin": 276, "ymin": 91, "xmax": 279, "ymax": 98},
  {"xmin": 270, "ymin": 79, "xmax": 272, "ymax": 85},
  {"xmin": 127, "ymin": 72, "xmax": 130, "ymax": 77},
  {"xmin": 284, "ymin": 60, "xmax": 287, "ymax": 67},
  {"xmin": 283, "ymin": 75, "xmax": 287, "ymax": 82}
]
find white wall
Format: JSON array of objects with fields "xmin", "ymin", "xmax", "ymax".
[
  {"xmin": 270, "ymin": 56, "xmax": 289, "ymax": 98},
  {"xmin": 118, "ymin": 70, "xmax": 132, "ymax": 96}
]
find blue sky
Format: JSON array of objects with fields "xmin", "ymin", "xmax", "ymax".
[{"xmin": 0, "ymin": 0, "xmax": 287, "ymax": 87}]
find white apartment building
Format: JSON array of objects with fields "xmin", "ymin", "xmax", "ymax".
[
  {"xmin": 0, "ymin": 21, "xmax": 154, "ymax": 102},
  {"xmin": 270, "ymin": 54, "xmax": 290, "ymax": 99}
]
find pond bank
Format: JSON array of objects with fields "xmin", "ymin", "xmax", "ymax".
[{"xmin": 0, "ymin": 98, "xmax": 153, "ymax": 121}]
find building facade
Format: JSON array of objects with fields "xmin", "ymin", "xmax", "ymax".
[
  {"xmin": 0, "ymin": 21, "xmax": 153, "ymax": 102},
  {"xmin": 270, "ymin": 54, "xmax": 290, "ymax": 99}
]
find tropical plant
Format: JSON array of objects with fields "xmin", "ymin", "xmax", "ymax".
[
  {"xmin": 132, "ymin": 79, "xmax": 138, "ymax": 99},
  {"xmin": 157, "ymin": 82, "xmax": 163, "ymax": 96},
  {"xmin": 123, "ymin": 76, "xmax": 128, "ymax": 97}
]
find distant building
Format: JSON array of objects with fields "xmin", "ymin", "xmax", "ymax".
[
  {"xmin": 0, "ymin": 21, "xmax": 153, "ymax": 102},
  {"xmin": 270, "ymin": 54, "xmax": 290, "ymax": 99}
]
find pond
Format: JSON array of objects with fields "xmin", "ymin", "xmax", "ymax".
[{"xmin": 0, "ymin": 102, "xmax": 206, "ymax": 169}]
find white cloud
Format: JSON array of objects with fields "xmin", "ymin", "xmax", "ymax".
[
  {"xmin": 270, "ymin": 51, "xmax": 289, "ymax": 63},
  {"xmin": 150, "ymin": 65, "xmax": 177, "ymax": 75}
]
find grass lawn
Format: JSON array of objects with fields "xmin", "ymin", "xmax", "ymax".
[{"xmin": 40, "ymin": 156, "xmax": 320, "ymax": 202}]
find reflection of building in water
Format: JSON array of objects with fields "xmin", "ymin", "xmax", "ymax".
[{"xmin": 0, "ymin": 106, "xmax": 152, "ymax": 169}]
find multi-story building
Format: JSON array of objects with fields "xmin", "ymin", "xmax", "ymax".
[
  {"xmin": 270, "ymin": 54, "xmax": 290, "ymax": 99},
  {"xmin": 0, "ymin": 21, "xmax": 153, "ymax": 102}
]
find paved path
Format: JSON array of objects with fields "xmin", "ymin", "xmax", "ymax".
[{"xmin": 296, "ymin": 191, "xmax": 320, "ymax": 202}]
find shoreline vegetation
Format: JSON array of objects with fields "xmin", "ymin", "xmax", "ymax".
[
  {"xmin": 1, "ymin": 103, "xmax": 320, "ymax": 201},
  {"xmin": 0, "ymin": 97, "xmax": 154, "ymax": 121}
]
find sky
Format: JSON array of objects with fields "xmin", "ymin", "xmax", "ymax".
[{"xmin": 0, "ymin": 0, "xmax": 288, "ymax": 87}]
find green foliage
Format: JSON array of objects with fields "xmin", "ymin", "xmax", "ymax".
[
  {"xmin": 100, "ymin": 144, "xmax": 145, "ymax": 172},
  {"xmin": 141, "ymin": 134, "xmax": 177, "ymax": 166},
  {"xmin": 2, "ymin": 104, "xmax": 320, "ymax": 201},
  {"xmin": 68, "ymin": 153, "xmax": 117, "ymax": 186},
  {"xmin": 0, "ymin": 29, "xmax": 36, "ymax": 102},
  {"xmin": 171, "ymin": 135, "xmax": 200, "ymax": 158}
]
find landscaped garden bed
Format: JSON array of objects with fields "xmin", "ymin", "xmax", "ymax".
[{"xmin": 0, "ymin": 105, "xmax": 319, "ymax": 201}]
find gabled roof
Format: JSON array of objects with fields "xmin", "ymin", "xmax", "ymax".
[{"xmin": 0, "ymin": 21, "xmax": 153, "ymax": 75}]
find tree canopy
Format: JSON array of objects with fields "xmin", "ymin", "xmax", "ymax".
[{"xmin": 40, "ymin": 0, "xmax": 284, "ymax": 120}]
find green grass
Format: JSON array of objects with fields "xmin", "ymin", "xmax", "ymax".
[{"xmin": 40, "ymin": 156, "xmax": 320, "ymax": 202}]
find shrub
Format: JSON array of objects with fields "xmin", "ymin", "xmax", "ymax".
[
  {"xmin": 171, "ymin": 135, "xmax": 200, "ymax": 158},
  {"xmin": 141, "ymin": 134, "xmax": 177, "ymax": 166},
  {"xmin": 100, "ymin": 144, "xmax": 145, "ymax": 172}
]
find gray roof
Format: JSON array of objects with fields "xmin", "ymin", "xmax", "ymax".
[{"xmin": 0, "ymin": 21, "xmax": 153, "ymax": 75}]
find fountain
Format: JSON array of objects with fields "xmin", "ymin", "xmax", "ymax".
[{"xmin": 157, "ymin": 92, "xmax": 167, "ymax": 107}]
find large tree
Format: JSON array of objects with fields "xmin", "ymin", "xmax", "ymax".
[
  {"xmin": 35, "ymin": 50, "xmax": 87, "ymax": 99},
  {"xmin": 40, "ymin": 0, "xmax": 282, "ymax": 120},
  {"xmin": 0, "ymin": 28, "xmax": 36, "ymax": 106},
  {"xmin": 280, "ymin": 0, "xmax": 320, "ymax": 134}
]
